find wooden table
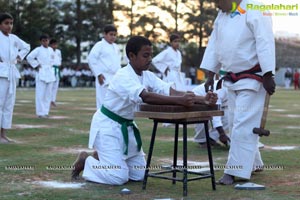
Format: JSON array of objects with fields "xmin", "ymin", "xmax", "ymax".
[{"xmin": 135, "ymin": 104, "xmax": 224, "ymax": 196}]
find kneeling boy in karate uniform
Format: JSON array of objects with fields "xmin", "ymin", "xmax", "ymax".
[{"xmin": 72, "ymin": 36, "xmax": 217, "ymax": 185}]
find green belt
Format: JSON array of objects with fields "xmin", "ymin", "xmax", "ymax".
[
  {"xmin": 101, "ymin": 105, "xmax": 142, "ymax": 155},
  {"xmin": 53, "ymin": 65, "xmax": 60, "ymax": 77}
]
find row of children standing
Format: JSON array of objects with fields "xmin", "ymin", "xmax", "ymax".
[{"xmin": 0, "ymin": 12, "xmax": 62, "ymax": 143}]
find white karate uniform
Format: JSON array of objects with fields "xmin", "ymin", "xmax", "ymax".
[
  {"xmin": 0, "ymin": 32, "xmax": 30, "ymax": 129},
  {"xmin": 193, "ymin": 82, "xmax": 229, "ymax": 143},
  {"xmin": 152, "ymin": 46, "xmax": 186, "ymax": 91},
  {"xmin": 50, "ymin": 48, "xmax": 62, "ymax": 102},
  {"xmin": 200, "ymin": 0, "xmax": 275, "ymax": 179},
  {"xmin": 26, "ymin": 46, "xmax": 55, "ymax": 116},
  {"xmin": 82, "ymin": 64, "xmax": 171, "ymax": 185},
  {"xmin": 88, "ymin": 39, "xmax": 121, "ymax": 109}
]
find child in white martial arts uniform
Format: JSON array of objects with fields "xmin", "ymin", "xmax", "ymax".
[
  {"xmin": 193, "ymin": 80, "xmax": 230, "ymax": 146},
  {"xmin": 152, "ymin": 33, "xmax": 186, "ymax": 92},
  {"xmin": 88, "ymin": 24, "xmax": 122, "ymax": 109},
  {"xmin": 202, "ymin": 0, "xmax": 276, "ymax": 185},
  {"xmin": 26, "ymin": 34, "xmax": 56, "ymax": 118},
  {"xmin": 49, "ymin": 38, "xmax": 62, "ymax": 107},
  {"xmin": 0, "ymin": 13, "xmax": 30, "ymax": 143},
  {"xmin": 71, "ymin": 36, "xmax": 218, "ymax": 185}
]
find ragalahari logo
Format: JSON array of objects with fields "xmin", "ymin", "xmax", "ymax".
[{"xmin": 230, "ymin": 2, "xmax": 246, "ymax": 18}]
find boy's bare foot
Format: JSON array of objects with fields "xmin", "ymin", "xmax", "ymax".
[
  {"xmin": 0, "ymin": 136, "xmax": 14, "ymax": 144},
  {"xmin": 0, "ymin": 137, "xmax": 10, "ymax": 144},
  {"xmin": 51, "ymin": 101, "xmax": 57, "ymax": 107},
  {"xmin": 217, "ymin": 174, "xmax": 235, "ymax": 185},
  {"xmin": 71, "ymin": 151, "xmax": 88, "ymax": 180}
]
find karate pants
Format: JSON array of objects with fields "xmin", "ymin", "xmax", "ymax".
[
  {"xmin": 224, "ymin": 87, "xmax": 265, "ymax": 179},
  {"xmin": 95, "ymin": 81, "xmax": 108, "ymax": 110},
  {"xmin": 51, "ymin": 78, "xmax": 59, "ymax": 102},
  {"xmin": 83, "ymin": 118, "xmax": 146, "ymax": 185},
  {"xmin": 0, "ymin": 78, "xmax": 16, "ymax": 129},
  {"xmin": 194, "ymin": 109, "xmax": 229, "ymax": 143},
  {"xmin": 35, "ymin": 76, "xmax": 53, "ymax": 116}
]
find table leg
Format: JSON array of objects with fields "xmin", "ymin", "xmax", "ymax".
[
  {"xmin": 183, "ymin": 123, "xmax": 188, "ymax": 196},
  {"xmin": 143, "ymin": 120, "xmax": 158, "ymax": 190},
  {"xmin": 205, "ymin": 121, "xmax": 216, "ymax": 190},
  {"xmin": 172, "ymin": 123, "xmax": 179, "ymax": 184}
]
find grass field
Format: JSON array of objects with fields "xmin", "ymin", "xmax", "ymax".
[{"xmin": 0, "ymin": 88, "xmax": 300, "ymax": 200}]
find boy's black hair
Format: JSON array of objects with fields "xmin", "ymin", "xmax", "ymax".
[
  {"xmin": 126, "ymin": 36, "xmax": 152, "ymax": 59},
  {"xmin": 104, "ymin": 24, "xmax": 117, "ymax": 34},
  {"xmin": 170, "ymin": 33, "xmax": 180, "ymax": 42},
  {"xmin": 39, "ymin": 34, "xmax": 49, "ymax": 41},
  {"xmin": 49, "ymin": 38, "xmax": 57, "ymax": 45},
  {"xmin": 0, "ymin": 12, "xmax": 13, "ymax": 24}
]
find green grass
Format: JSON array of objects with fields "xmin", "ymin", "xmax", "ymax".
[{"xmin": 0, "ymin": 88, "xmax": 300, "ymax": 200}]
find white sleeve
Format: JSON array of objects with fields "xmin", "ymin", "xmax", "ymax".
[
  {"xmin": 110, "ymin": 70, "xmax": 145, "ymax": 103},
  {"xmin": 246, "ymin": 10, "xmax": 275, "ymax": 75},
  {"xmin": 26, "ymin": 48, "xmax": 40, "ymax": 68},
  {"xmin": 144, "ymin": 71, "xmax": 171, "ymax": 96},
  {"xmin": 152, "ymin": 50, "xmax": 168, "ymax": 74},
  {"xmin": 57, "ymin": 49, "xmax": 62, "ymax": 66},
  {"xmin": 192, "ymin": 84, "xmax": 206, "ymax": 96},
  {"xmin": 200, "ymin": 14, "xmax": 221, "ymax": 73},
  {"xmin": 88, "ymin": 43, "xmax": 103, "ymax": 77},
  {"xmin": 15, "ymin": 36, "xmax": 30, "ymax": 60}
]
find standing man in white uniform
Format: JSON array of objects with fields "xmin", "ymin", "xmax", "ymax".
[
  {"xmin": 193, "ymin": 80, "xmax": 230, "ymax": 146},
  {"xmin": 49, "ymin": 39, "xmax": 62, "ymax": 107},
  {"xmin": 201, "ymin": 0, "xmax": 276, "ymax": 184},
  {"xmin": 0, "ymin": 13, "xmax": 30, "ymax": 143},
  {"xmin": 26, "ymin": 34, "xmax": 55, "ymax": 118},
  {"xmin": 152, "ymin": 33, "xmax": 186, "ymax": 92},
  {"xmin": 88, "ymin": 24, "xmax": 122, "ymax": 109},
  {"xmin": 71, "ymin": 36, "xmax": 218, "ymax": 185}
]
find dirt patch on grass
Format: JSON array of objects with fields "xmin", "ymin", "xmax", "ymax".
[
  {"xmin": 13, "ymin": 124, "xmax": 51, "ymax": 129},
  {"xmin": 270, "ymin": 108, "xmax": 287, "ymax": 112},
  {"xmin": 17, "ymin": 100, "xmax": 33, "ymax": 103},
  {"xmin": 49, "ymin": 147, "xmax": 94, "ymax": 154},
  {"xmin": 264, "ymin": 145, "xmax": 299, "ymax": 150},
  {"xmin": 286, "ymin": 126, "xmax": 300, "ymax": 129},
  {"xmin": 79, "ymin": 107, "xmax": 97, "ymax": 111},
  {"xmin": 66, "ymin": 128, "xmax": 88, "ymax": 135},
  {"xmin": 33, "ymin": 180, "xmax": 86, "ymax": 189},
  {"xmin": 48, "ymin": 115, "xmax": 71, "ymax": 119}
]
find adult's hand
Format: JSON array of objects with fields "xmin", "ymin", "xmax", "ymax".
[
  {"xmin": 98, "ymin": 74, "xmax": 105, "ymax": 85},
  {"xmin": 262, "ymin": 71, "xmax": 276, "ymax": 95},
  {"xmin": 204, "ymin": 71, "xmax": 215, "ymax": 92},
  {"xmin": 180, "ymin": 93, "xmax": 196, "ymax": 107},
  {"xmin": 204, "ymin": 91, "xmax": 218, "ymax": 105}
]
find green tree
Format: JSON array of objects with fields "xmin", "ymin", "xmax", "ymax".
[{"xmin": 59, "ymin": 0, "xmax": 114, "ymax": 64}]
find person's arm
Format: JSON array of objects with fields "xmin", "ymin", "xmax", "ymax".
[
  {"xmin": 151, "ymin": 49, "xmax": 169, "ymax": 74},
  {"xmin": 88, "ymin": 43, "xmax": 105, "ymax": 85},
  {"xmin": 58, "ymin": 49, "xmax": 62, "ymax": 66},
  {"xmin": 194, "ymin": 91, "xmax": 218, "ymax": 105},
  {"xmin": 16, "ymin": 36, "xmax": 30, "ymax": 61},
  {"xmin": 140, "ymin": 89, "xmax": 196, "ymax": 107},
  {"xmin": 169, "ymin": 87, "xmax": 217, "ymax": 105},
  {"xmin": 26, "ymin": 48, "xmax": 40, "ymax": 68},
  {"xmin": 247, "ymin": 9, "xmax": 275, "ymax": 95}
]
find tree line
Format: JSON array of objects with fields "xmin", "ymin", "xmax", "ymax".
[{"xmin": 0, "ymin": 0, "xmax": 217, "ymax": 70}]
